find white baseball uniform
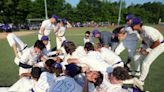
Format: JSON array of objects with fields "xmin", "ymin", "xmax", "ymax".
[
  {"xmin": 34, "ymin": 72, "xmax": 56, "ymax": 92},
  {"xmin": 100, "ymin": 47, "xmax": 123, "ymax": 68},
  {"xmin": 19, "ymin": 46, "xmax": 41, "ymax": 75},
  {"xmin": 80, "ymin": 51, "xmax": 110, "ymax": 73},
  {"xmin": 74, "ymin": 46, "xmax": 87, "ymax": 57},
  {"xmin": 55, "ymin": 26, "xmax": 66, "ymax": 50},
  {"xmin": 134, "ymin": 26, "xmax": 164, "ymax": 81},
  {"xmin": 48, "ymin": 76, "xmax": 83, "ymax": 92},
  {"xmin": 7, "ymin": 33, "xmax": 28, "ymax": 65},
  {"xmin": 8, "ymin": 77, "xmax": 34, "ymax": 92},
  {"xmin": 38, "ymin": 19, "xmax": 55, "ymax": 51}
]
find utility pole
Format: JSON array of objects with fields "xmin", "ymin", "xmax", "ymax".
[
  {"xmin": 117, "ymin": 0, "xmax": 122, "ymax": 26},
  {"xmin": 44, "ymin": 0, "xmax": 48, "ymax": 19}
]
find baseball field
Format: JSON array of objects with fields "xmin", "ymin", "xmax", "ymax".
[{"xmin": 0, "ymin": 25, "xmax": 164, "ymax": 92}]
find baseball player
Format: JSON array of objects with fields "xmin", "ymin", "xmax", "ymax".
[
  {"xmin": 106, "ymin": 67, "xmax": 143, "ymax": 92},
  {"xmin": 92, "ymin": 29, "xmax": 113, "ymax": 49},
  {"xmin": 67, "ymin": 42, "xmax": 110, "ymax": 73},
  {"xmin": 38, "ymin": 15, "xmax": 58, "ymax": 51},
  {"xmin": 115, "ymin": 14, "xmax": 140, "ymax": 72},
  {"xmin": 83, "ymin": 31, "xmax": 94, "ymax": 44},
  {"xmin": 131, "ymin": 18, "xmax": 164, "ymax": 84},
  {"xmin": 8, "ymin": 67, "xmax": 42, "ymax": 92},
  {"xmin": 34, "ymin": 59, "xmax": 62, "ymax": 92},
  {"xmin": 2, "ymin": 24, "xmax": 28, "ymax": 65},
  {"xmin": 54, "ymin": 18, "xmax": 67, "ymax": 50},
  {"xmin": 18, "ymin": 40, "xmax": 45, "ymax": 75},
  {"xmin": 48, "ymin": 63, "xmax": 83, "ymax": 92},
  {"xmin": 94, "ymin": 43, "xmax": 124, "ymax": 68}
]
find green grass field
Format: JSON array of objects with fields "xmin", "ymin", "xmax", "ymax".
[{"xmin": 0, "ymin": 26, "xmax": 164, "ymax": 92}]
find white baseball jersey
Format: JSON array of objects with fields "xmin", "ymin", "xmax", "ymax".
[
  {"xmin": 74, "ymin": 46, "xmax": 87, "ymax": 57},
  {"xmin": 140, "ymin": 26, "xmax": 163, "ymax": 50},
  {"xmin": 55, "ymin": 26, "xmax": 66, "ymax": 49},
  {"xmin": 62, "ymin": 49, "xmax": 80, "ymax": 67},
  {"xmin": 8, "ymin": 77, "xmax": 34, "ymax": 92},
  {"xmin": 100, "ymin": 47, "xmax": 122, "ymax": 66},
  {"xmin": 19, "ymin": 47, "xmax": 41, "ymax": 75},
  {"xmin": 96, "ymin": 74, "xmax": 131, "ymax": 92},
  {"xmin": 39, "ymin": 19, "xmax": 55, "ymax": 36},
  {"xmin": 79, "ymin": 51, "xmax": 110, "ymax": 73},
  {"xmin": 7, "ymin": 33, "xmax": 27, "ymax": 52},
  {"xmin": 34, "ymin": 72, "xmax": 56, "ymax": 92},
  {"xmin": 55, "ymin": 26, "xmax": 66, "ymax": 37},
  {"xmin": 48, "ymin": 76, "xmax": 83, "ymax": 92}
]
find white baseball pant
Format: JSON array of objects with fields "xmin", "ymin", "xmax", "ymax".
[
  {"xmin": 56, "ymin": 36, "xmax": 66, "ymax": 50},
  {"xmin": 134, "ymin": 43, "xmax": 164, "ymax": 81}
]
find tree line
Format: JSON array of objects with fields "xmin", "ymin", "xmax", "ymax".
[{"xmin": 0, "ymin": 0, "xmax": 164, "ymax": 25}]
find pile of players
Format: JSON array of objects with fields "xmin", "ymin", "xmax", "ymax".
[{"xmin": 1, "ymin": 14, "xmax": 164, "ymax": 92}]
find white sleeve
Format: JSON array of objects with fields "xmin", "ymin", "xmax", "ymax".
[
  {"xmin": 40, "ymin": 21, "xmax": 47, "ymax": 29},
  {"xmin": 56, "ymin": 27, "xmax": 66, "ymax": 36},
  {"xmin": 39, "ymin": 21, "xmax": 47, "ymax": 33},
  {"xmin": 42, "ymin": 48, "xmax": 57, "ymax": 56},
  {"xmin": 20, "ymin": 51, "xmax": 30, "ymax": 63},
  {"xmin": 147, "ymin": 29, "xmax": 160, "ymax": 42},
  {"xmin": 7, "ymin": 35, "xmax": 15, "ymax": 47}
]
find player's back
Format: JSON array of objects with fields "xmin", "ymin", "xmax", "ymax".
[
  {"xmin": 35, "ymin": 72, "xmax": 56, "ymax": 92},
  {"xmin": 74, "ymin": 46, "xmax": 87, "ymax": 58},
  {"xmin": 48, "ymin": 76, "xmax": 82, "ymax": 92},
  {"xmin": 142, "ymin": 26, "xmax": 163, "ymax": 42},
  {"xmin": 100, "ymin": 47, "xmax": 122, "ymax": 65},
  {"xmin": 80, "ymin": 51, "xmax": 110, "ymax": 73}
]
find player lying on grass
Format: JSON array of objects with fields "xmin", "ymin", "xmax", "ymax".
[{"xmin": 9, "ymin": 59, "xmax": 63, "ymax": 92}]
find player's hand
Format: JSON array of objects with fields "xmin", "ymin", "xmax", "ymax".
[
  {"xmin": 40, "ymin": 55, "xmax": 47, "ymax": 61},
  {"xmin": 33, "ymin": 64, "xmax": 39, "ymax": 67},
  {"xmin": 141, "ymin": 50, "xmax": 149, "ymax": 55},
  {"xmin": 16, "ymin": 53, "xmax": 20, "ymax": 59},
  {"xmin": 56, "ymin": 49, "xmax": 62, "ymax": 54},
  {"xmin": 136, "ymin": 48, "xmax": 142, "ymax": 54}
]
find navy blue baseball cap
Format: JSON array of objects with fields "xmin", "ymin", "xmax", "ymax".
[
  {"xmin": 52, "ymin": 15, "xmax": 59, "ymax": 20},
  {"xmin": 41, "ymin": 36, "xmax": 49, "ymax": 41},
  {"xmin": 65, "ymin": 63, "xmax": 81, "ymax": 77},
  {"xmin": 52, "ymin": 62, "xmax": 62, "ymax": 69},
  {"xmin": 92, "ymin": 29, "xmax": 100, "ymax": 37},
  {"xmin": 1, "ymin": 24, "xmax": 12, "ymax": 32},
  {"xmin": 61, "ymin": 18, "xmax": 67, "ymax": 24},
  {"xmin": 126, "ymin": 14, "xmax": 134, "ymax": 21},
  {"xmin": 131, "ymin": 18, "xmax": 142, "ymax": 26}
]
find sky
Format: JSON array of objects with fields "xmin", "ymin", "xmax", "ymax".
[{"xmin": 65, "ymin": 0, "xmax": 164, "ymax": 7}]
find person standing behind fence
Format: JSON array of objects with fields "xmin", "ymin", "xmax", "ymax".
[{"xmin": 38, "ymin": 15, "xmax": 58, "ymax": 51}]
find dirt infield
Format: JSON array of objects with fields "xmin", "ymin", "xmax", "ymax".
[{"xmin": 0, "ymin": 31, "xmax": 36, "ymax": 40}]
